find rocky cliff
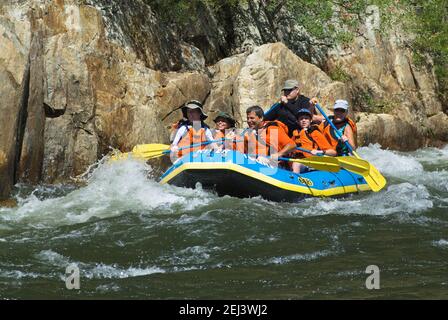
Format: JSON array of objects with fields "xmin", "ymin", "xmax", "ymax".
[{"xmin": 1, "ymin": 0, "xmax": 447, "ymax": 199}]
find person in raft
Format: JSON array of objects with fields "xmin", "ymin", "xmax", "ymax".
[
  {"xmin": 242, "ymin": 105, "xmax": 296, "ymax": 167},
  {"xmin": 212, "ymin": 111, "xmax": 237, "ymax": 138},
  {"xmin": 211, "ymin": 111, "xmax": 239, "ymax": 151},
  {"xmin": 169, "ymin": 116, "xmax": 189, "ymax": 143},
  {"xmin": 318, "ymin": 99, "xmax": 357, "ymax": 156},
  {"xmin": 170, "ymin": 100, "xmax": 218, "ymax": 158},
  {"xmin": 291, "ymin": 108, "xmax": 337, "ymax": 173},
  {"xmin": 264, "ymin": 79, "xmax": 323, "ymax": 136}
]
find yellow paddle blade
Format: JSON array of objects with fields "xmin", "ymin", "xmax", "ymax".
[
  {"xmin": 338, "ymin": 155, "xmax": 387, "ymax": 192},
  {"xmin": 110, "ymin": 144, "xmax": 170, "ymax": 161},
  {"xmin": 362, "ymin": 163, "xmax": 387, "ymax": 192},
  {"xmin": 109, "ymin": 151, "xmax": 133, "ymax": 161},
  {"xmin": 337, "ymin": 156, "xmax": 370, "ymax": 175},
  {"xmin": 132, "ymin": 143, "xmax": 170, "ymax": 154},
  {"xmin": 131, "ymin": 143, "xmax": 170, "ymax": 159},
  {"xmin": 289, "ymin": 156, "xmax": 341, "ymax": 172},
  {"xmin": 109, "ymin": 151, "xmax": 150, "ymax": 161}
]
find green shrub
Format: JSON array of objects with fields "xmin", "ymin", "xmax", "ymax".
[{"xmin": 329, "ymin": 64, "xmax": 352, "ymax": 82}]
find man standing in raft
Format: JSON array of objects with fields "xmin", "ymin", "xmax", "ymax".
[
  {"xmin": 264, "ymin": 79, "xmax": 323, "ymax": 136},
  {"xmin": 318, "ymin": 100, "xmax": 357, "ymax": 156}
]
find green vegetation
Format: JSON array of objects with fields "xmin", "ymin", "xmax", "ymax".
[
  {"xmin": 357, "ymin": 90, "xmax": 394, "ymax": 114},
  {"xmin": 407, "ymin": 0, "xmax": 448, "ymax": 103},
  {"xmin": 329, "ymin": 64, "xmax": 352, "ymax": 82},
  {"xmin": 288, "ymin": 0, "xmax": 447, "ymax": 101}
]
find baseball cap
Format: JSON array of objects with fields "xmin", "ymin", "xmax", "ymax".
[
  {"xmin": 333, "ymin": 99, "xmax": 349, "ymax": 111},
  {"xmin": 297, "ymin": 108, "xmax": 312, "ymax": 118},
  {"xmin": 282, "ymin": 79, "xmax": 299, "ymax": 90}
]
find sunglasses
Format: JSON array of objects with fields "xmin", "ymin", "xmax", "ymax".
[
  {"xmin": 334, "ymin": 108, "xmax": 347, "ymax": 113},
  {"xmin": 282, "ymin": 88, "xmax": 297, "ymax": 95}
]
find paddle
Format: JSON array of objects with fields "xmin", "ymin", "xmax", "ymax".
[
  {"xmin": 112, "ymin": 138, "xmax": 340, "ymax": 173},
  {"xmin": 278, "ymin": 155, "xmax": 341, "ymax": 172},
  {"xmin": 295, "ymin": 146, "xmax": 371, "ymax": 175},
  {"xmin": 110, "ymin": 143, "xmax": 170, "ymax": 161},
  {"xmin": 314, "ymin": 103, "xmax": 387, "ymax": 191},
  {"xmin": 110, "ymin": 138, "xmax": 242, "ymax": 161},
  {"xmin": 161, "ymin": 105, "xmax": 184, "ymax": 121}
]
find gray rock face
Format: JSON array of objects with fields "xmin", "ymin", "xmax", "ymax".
[
  {"xmin": 145, "ymin": 0, "xmax": 329, "ymax": 67},
  {"xmin": 0, "ymin": 0, "xmax": 210, "ymax": 199},
  {"xmin": 84, "ymin": 0, "xmax": 205, "ymax": 72},
  {"xmin": 326, "ymin": 28, "xmax": 447, "ymax": 150},
  {"xmin": 0, "ymin": 3, "xmax": 31, "ymax": 198},
  {"xmin": 204, "ymin": 43, "xmax": 347, "ymax": 125}
]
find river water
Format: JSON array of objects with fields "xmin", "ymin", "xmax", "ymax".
[{"xmin": 1, "ymin": 144, "xmax": 447, "ymax": 299}]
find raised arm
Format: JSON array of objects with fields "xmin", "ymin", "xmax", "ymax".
[
  {"xmin": 342, "ymin": 125, "xmax": 356, "ymax": 150},
  {"xmin": 264, "ymin": 102, "xmax": 280, "ymax": 120}
]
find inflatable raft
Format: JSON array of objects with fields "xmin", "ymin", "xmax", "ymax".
[{"xmin": 159, "ymin": 149, "xmax": 371, "ymax": 202}]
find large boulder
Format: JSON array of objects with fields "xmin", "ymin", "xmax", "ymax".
[
  {"xmin": 204, "ymin": 42, "xmax": 349, "ymax": 125},
  {"xmin": 0, "ymin": 0, "xmax": 211, "ymax": 197},
  {"xmin": 326, "ymin": 28, "xmax": 447, "ymax": 150}
]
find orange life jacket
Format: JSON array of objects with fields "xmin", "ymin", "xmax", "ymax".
[
  {"xmin": 244, "ymin": 120, "xmax": 289, "ymax": 156},
  {"xmin": 213, "ymin": 130, "xmax": 225, "ymax": 140},
  {"xmin": 177, "ymin": 123, "xmax": 209, "ymax": 157},
  {"xmin": 318, "ymin": 116, "xmax": 357, "ymax": 153},
  {"xmin": 292, "ymin": 125, "xmax": 332, "ymax": 158},
  {"xmin": 169, "ymin": 119, "xmax": 189, "ymax": 142}
]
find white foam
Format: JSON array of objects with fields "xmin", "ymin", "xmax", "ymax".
[
  {"xmin": 160, "ymin": 245, "xmax": 214, "ymax": 266},
  {"xmin": 266, "ymin": 250, "xmax": 333, "ymax": 265},
  {"xmin": 357, "ymin": 144, "xmax": 424, "ymax": 177},
  {"xmin": 35, "ymin": 249, "xmax": 165, "ymax": 279},
  {"xmin": 0, "ymin": 158, "xmax": 215, "ymax": 227},
  {"xmin": 96, "ymin": 284, "xmax": 121, "ymax": 292},
  {"xmin": 358, "ymin": 144, "xmax": 448, "ymax": 192},
  {"xmin": 85, "ymin": 264, "xmax": 165, "ymax": 279},
  {"xmin": 295, "ymin": 183, "xmax": 433, "ymax": 217},
  {"xmin": 0, "ymin": 270, "xmax": 41, "ymax": 279},
  {"xmin": 432, "ymin": 239, "xmax": 448, "ymax": 248},
  {"xmin": 35, "ymin": 250, "xmax": 72, "ymax": 266},
  {"xmin": 2, "ymin": 144, "xmax": 446, "ymax": 227},
  {"xmin": 411, "ymin": 145, "xmax": 448, "ymax": 164}
]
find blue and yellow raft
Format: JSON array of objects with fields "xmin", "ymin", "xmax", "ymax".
[{"xmin": 159, "ymin": 150, "xmax": 371, "ymax": 202}]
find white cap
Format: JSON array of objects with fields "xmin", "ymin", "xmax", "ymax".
[{"xmin": 333, "ymin": 99, "xmax": 349, "ymax": 110}]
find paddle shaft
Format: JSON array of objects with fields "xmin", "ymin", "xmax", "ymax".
[
  {"xmin": 253, "ymin": 155, "xmax": 337, "ymax": 167},
  {"xmin": 295, "ymin": 146, "xmax": 322, "ymax": 156},
  {"xmin": 278, "ymin": 156, "xmax": 307, "ymax": 162},
  {"xmin": 314, "ymin": 103, "xmax": 356, "ymax": 156},
  {"xmin": 161, "ymin": 105, "xmax": 184, "ymax": 121},
  {"xmin": 172, "ymin": 138, "xmax": 244, "ymax": 154},
  {"xmin": 314, "ymin": 103, "xmax": 387, "ymax": 191}
]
